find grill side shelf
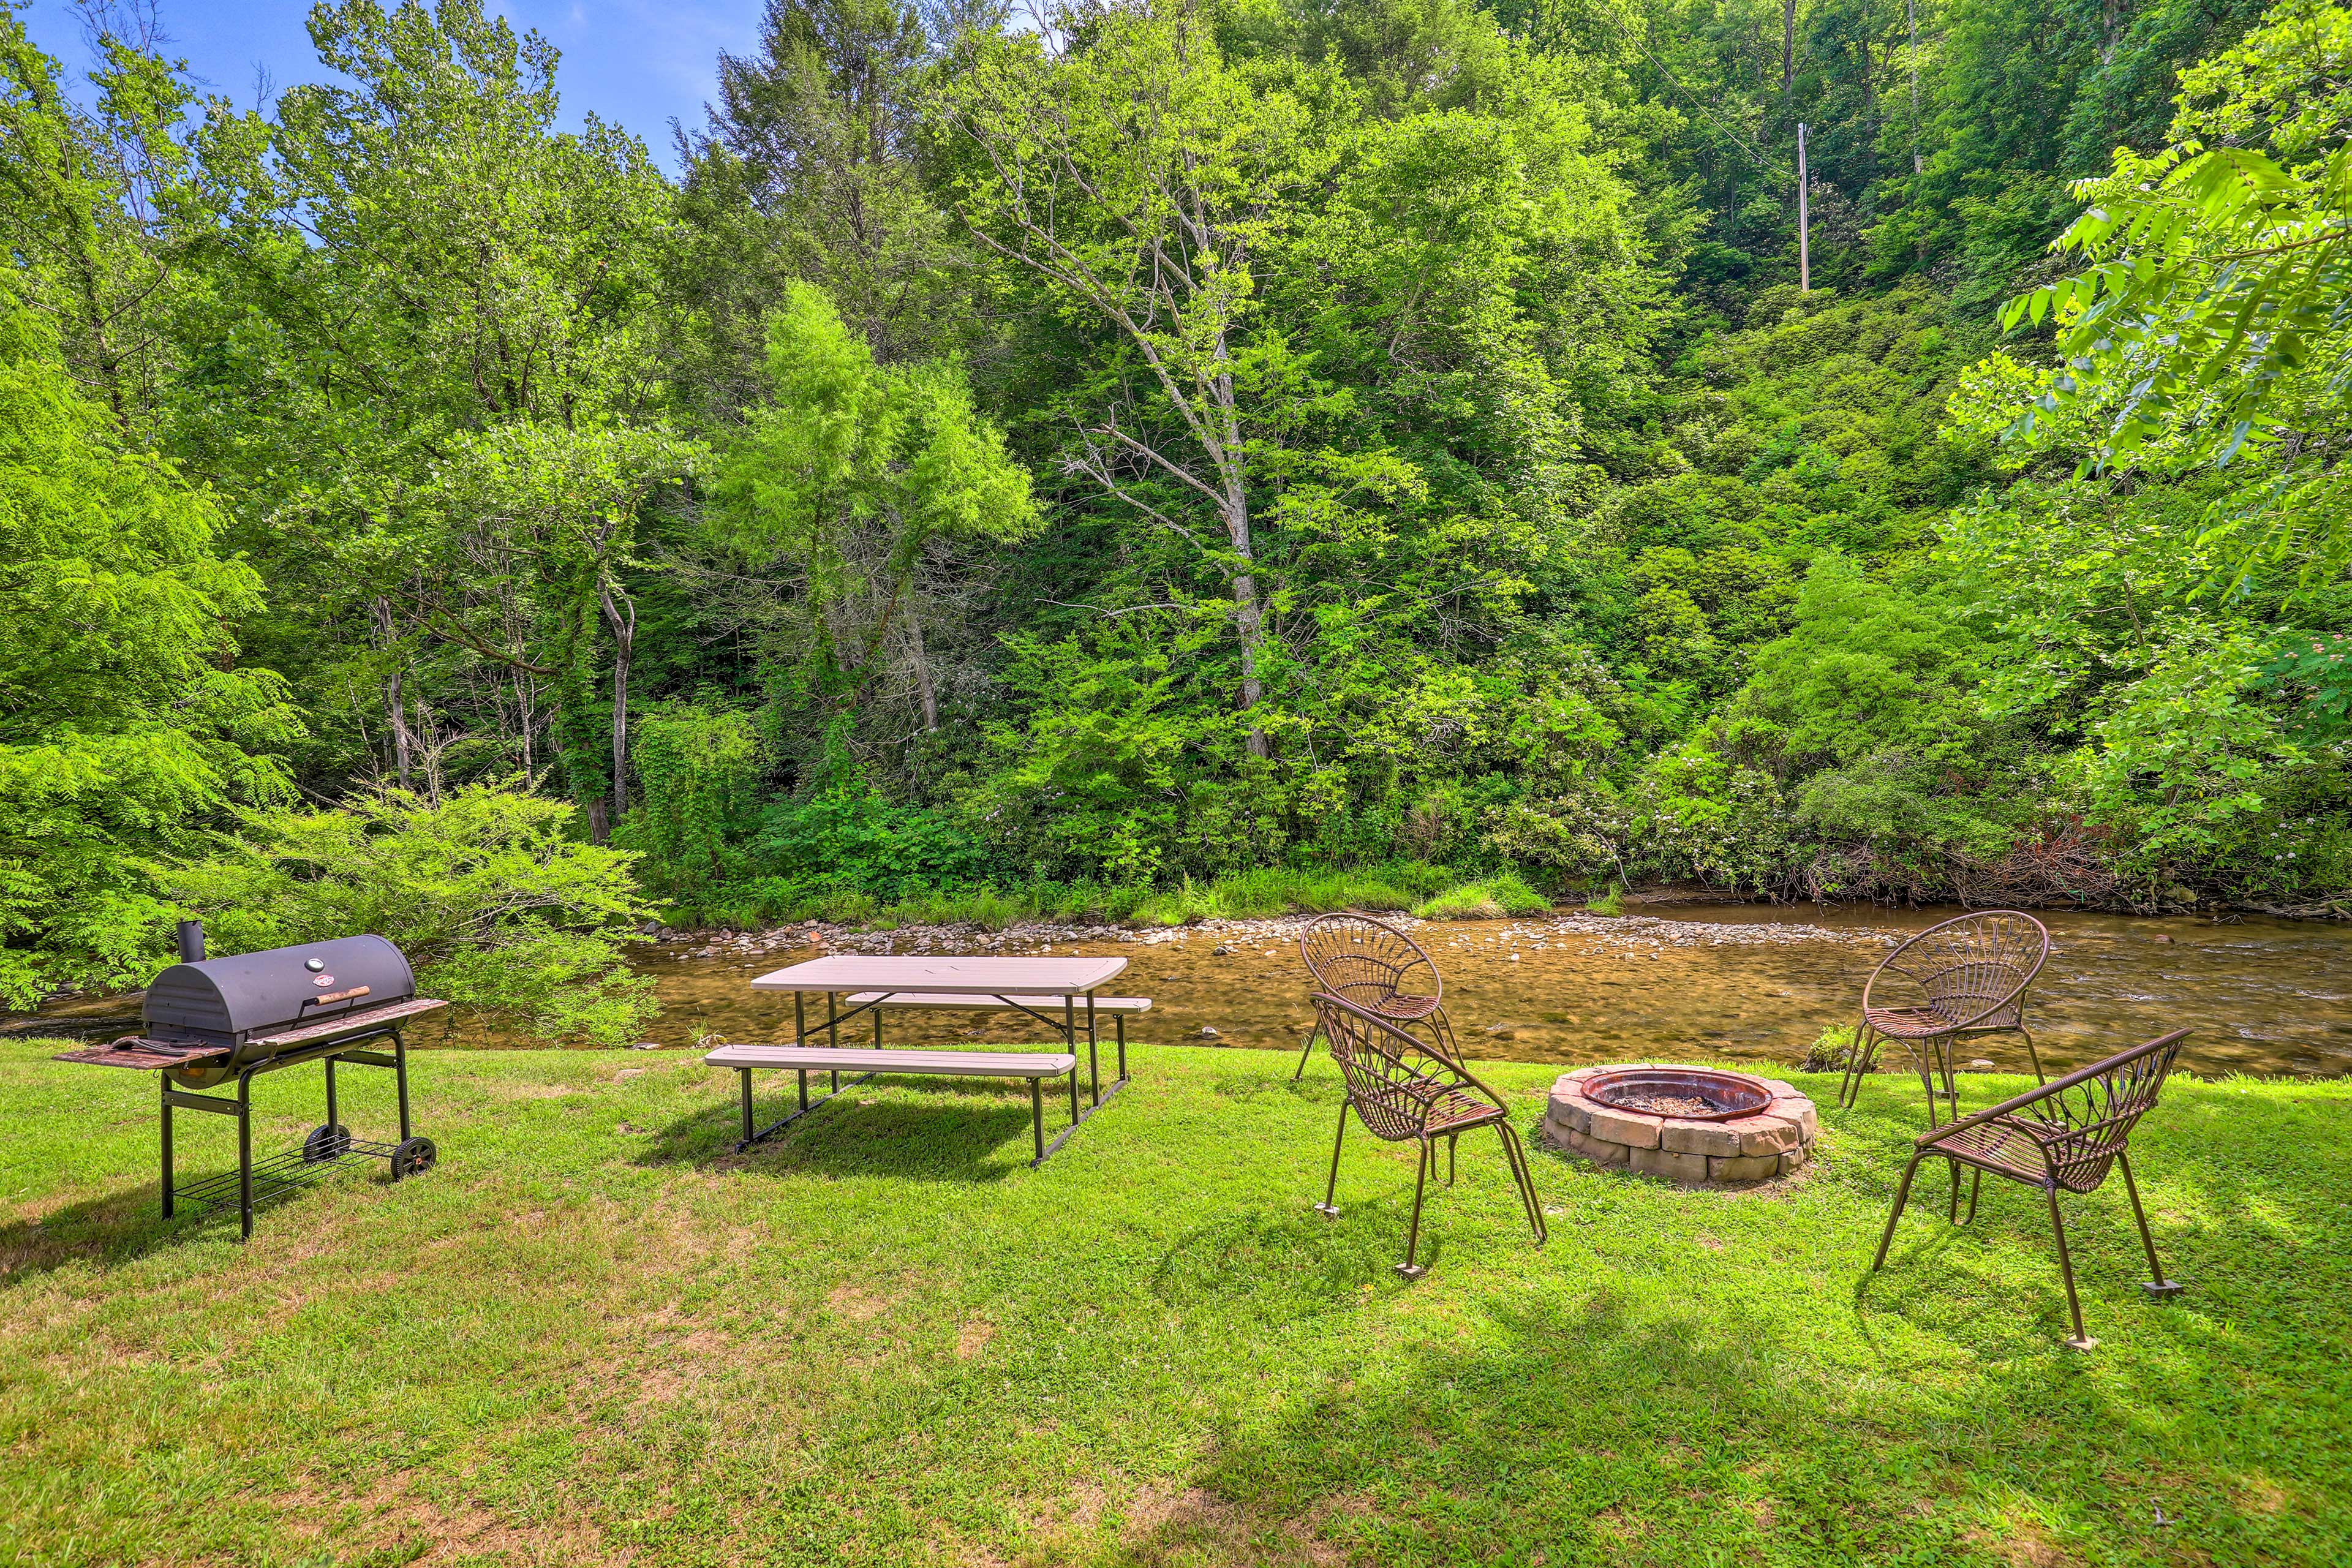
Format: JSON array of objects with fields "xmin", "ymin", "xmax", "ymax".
[
  {"xmin": 52, "ymin": 1039, "xmax": 230, "ymax": 1071},
  {"xmin": 249, "ymin": 997, "xmax": 448, "ymax": 1048}
]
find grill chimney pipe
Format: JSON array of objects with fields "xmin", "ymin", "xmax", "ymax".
[{"xmin": 176, "ymin": 919, "xmax": 206, "ymax": 963}]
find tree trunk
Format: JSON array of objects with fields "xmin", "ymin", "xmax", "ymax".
[
  {"xmin": 1782, "ymin": 0, "xmax": 1798, "ymax": 89},
  {"xmin": 1212, "ymin": 358, "xmax": 1270, "ymax": 760},
  {"xmin": 597, "ymin": 578, "xmax": 636, "ymax": 821},
  {"xmin": 372, "ymin": 596, "xmax": 415, "ymax": 791},
  {"xmin": 584, "ymin": 794, "xmax": 610, "ymax": 845},
  {"xmin": 907, "ymin": 611, "xmax": 940, "ymax": 733}
]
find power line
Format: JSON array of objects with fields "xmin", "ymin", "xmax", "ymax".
[{"xmin": 1617, "ymin": 25, "xmax": 1797, "ymax": 183}]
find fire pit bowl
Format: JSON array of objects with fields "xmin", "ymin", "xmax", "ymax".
[
  {"xmin": 1545, "ymin": 1064, "xmax": 1817, "ymax": 1186},
  {"xmin": 1581, "ymin": 1066, "xmax": 1773, "ymax": 1122}
]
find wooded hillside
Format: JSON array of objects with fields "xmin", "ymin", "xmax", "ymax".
[{"xmin": 5, "ymin": 0, "xmax": 2348, "ymax": 1011}]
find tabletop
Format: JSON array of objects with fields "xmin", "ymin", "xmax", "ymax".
[{"xmin": 748, "ymin": 954, "xmax": 1128, "ymax": 996}]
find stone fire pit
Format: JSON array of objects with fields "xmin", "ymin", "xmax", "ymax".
[{"xmin": 1545, "ymin": 1065, "xmax": 1816, "ymax": 1186}]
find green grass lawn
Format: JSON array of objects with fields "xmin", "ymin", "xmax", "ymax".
[{"xmin": 2, "ymin": 1040, "xmax": 2346, "ymax": 1567}]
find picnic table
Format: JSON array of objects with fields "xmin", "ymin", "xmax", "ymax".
[{"xmin": 710, "ymin": 954, "xmax": 1133, "ymax": 1164}]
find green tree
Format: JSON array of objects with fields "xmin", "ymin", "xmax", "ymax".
[
  {"xmin": 0, "ymin": 288, "xmax": 299, "ymax": 1005},
  {"xmin": 2002, "ymin": 0, "xmax": 2352, "ymax": 585},
  {"xmin": 707, "ymin": 281, "xmax": 1039, "ymax": 752}
]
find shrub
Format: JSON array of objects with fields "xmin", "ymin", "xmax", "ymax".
[
  {"xmin": 1414, "ymin": 872, "xmax": 1550, "ymax": 920},
  {"xmin": 162, "ymin": 778, "xmax": 657, "ymax": 1047}
]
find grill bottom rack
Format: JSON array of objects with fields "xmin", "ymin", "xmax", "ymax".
[{"xmin": 169, "ymin": 1133, "xmax": 433, "ymax": 1214}]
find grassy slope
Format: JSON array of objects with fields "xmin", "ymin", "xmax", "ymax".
[{"xmin": 1, "ymin": 1041, "xmax": 2346, "ymax": 1567}]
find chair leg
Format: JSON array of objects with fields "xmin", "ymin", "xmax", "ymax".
[
  {"xmin": 2018, "ymin": 1026, "xmax": 2046, "ymax": 1086},
  {"xmin": 1498, "ymin": 1121, "xmax": 1547, "ymax": 1246},
  {"xmin": 1292, "ymin": 1025, "xmax": 1321, "ymax": 1082},
  {"xmin": 1839, "ymin": 1022, "xmax": 1872, "ymax": 1108},
  {"xmin": 2118, "ymin": 1153, "xmax": 2185, "ymax": 1297},
  {"xmin": 1872, "ymin": 1148, "xmax": 1929, "ymax": 1270},
  {"xmin": 1397, "ymin": 1139, "xmax": 1430, "ymax": 1280},
  {"xmin": 1446, "ymin": 1133, "xmax": 1457, "ymax": 1187},
  {"xmin": 1962, "ymin": 1168, "xmax": 1982, "ymax": 1226},
  {"xmin": 1314, "ymin": 1101, "xmax": 1348, "ymax": 1218},
  {"xmin": 2044, "ymin": 1183, "xmax": 2097, "ymax": 1351}
]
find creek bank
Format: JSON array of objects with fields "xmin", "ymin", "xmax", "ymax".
[{"xmin": 641, "ymin": 907, "xmax": 1899, "ymax": 965}]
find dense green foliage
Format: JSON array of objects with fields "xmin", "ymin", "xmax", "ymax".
[
  {"xmin": 5, "ymin": 0, "xmax": 2351, "ymax": 989},
  {"xmin": 162, "ymin": 780, "xmax": 658, "ymax": 1046}
]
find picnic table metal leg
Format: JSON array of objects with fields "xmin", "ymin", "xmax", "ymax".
[
  {"xmin": 795, "ymin": 993, "xmax": 806, "ymax": 1047},
  {"xmin": 874, "ymin": 1007, "xmax": 884, "ymax": 1049},
  {"xmin": 1031, "ymin": 1076, "xmax": 1044, "ymax": 1165},
  {"xmin": 1069, "ymin": 1061, "xmax": 1079, "ymax": 1128},
  {"xmin": 1086, "ymin": 992, "xmax": 1100, "ymax": 1106},
  {"xmin": 828, "ymin": 993, "xmax": 840, "ymax": 1091},
  {"xmin": 1116, "ymin": 1016, "xmax": 1127, "ymax": 1081},
  {"xmin": 739, "ymin": 1068, "xmax": 754, "ymax": 1144},
  {"xmin": 797, "ymin": 1069, "xmax": 809, "ymax": 1112}
]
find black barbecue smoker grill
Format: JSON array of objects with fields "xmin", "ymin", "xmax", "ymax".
[{"xmin": 53, "ymin": 922, "xmax": 445, "ymax": 1238}]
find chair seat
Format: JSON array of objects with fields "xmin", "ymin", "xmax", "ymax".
[
  {"xmin": 1865, "ymin": 1005, "xmax": 1964, "ymax": 1039},
  {"xmin": 1926, "ymin": 1115, "xmax": 2056, "ymax": 1186},
  {"xmin": 1367, "ymin": 992, "xmax": 1441, "ymax": 1022},
  {"xmin": 1410, "ymin": 1081, "xmax": 1507, "ymax": 1136}
]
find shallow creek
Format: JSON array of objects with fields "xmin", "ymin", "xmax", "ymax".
[{"xmin": 632, "ymin": 903, "xmax": 2352, "ymax": 1080}]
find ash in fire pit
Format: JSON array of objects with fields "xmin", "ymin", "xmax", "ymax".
[
  {"xmin": 1613, "ymin": 1091, "xmax": 1716, "ymax": 1117},
  {"xmin": 1546, "ymin": 1065, "xmax": 1816, "ymax": 1186},
  {"xmin": 1583, "ymin": 1066, "xmax": 1773, "ymax": 1123}
]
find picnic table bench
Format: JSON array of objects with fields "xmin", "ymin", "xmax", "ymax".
[{"xmin": 712, "ymin": 955, "xmax": 1136, "ymax": 1166}]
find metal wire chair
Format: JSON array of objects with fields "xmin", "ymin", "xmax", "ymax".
[
  {"xmin": 1838, "ymin": 910, "xmax": 2051, "ymax": 1119},
  {"xmin": 1871, "ymin": 1028, "xmax": 2190, "ymax": 1351},
  {"xmin": 1309, "ymin": 991, "xmax": 1545, "ymax": 1278},
  {"xmin": 1294, "ymin": 913, "xmax": 1444, "ymax": 1080}
]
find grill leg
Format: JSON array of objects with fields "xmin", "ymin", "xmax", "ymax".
[
  {"xmin": 2045, "ymin": 1183, "xmax": 2097, "ymax": 1350},
  {"xmin": 325, "ymin": 1056, "xmax": 339, "ymax": 1133},
  {"xmin": 1397, "ymin": 1140, "xmax": 1430, "ymax": 1280},
  {"xmin": 2119, "ymin": 1153, "xmax": 2185, "ymax": 1297},
  {"xmin": 393, "ymin": 1028, "xmax": 412, "ymax": 1142},
  {"xmin": 1872, "ymin": 1148, "xmax": 1929, "ymax": 1270},
  {"xmin": 160, "ymin": 1076, "xmax": 175, "ymax": 1219},
  {"xmin": 1316, "ymin": 1101, "xmax": 1348, "ymax": 1218},
  {"xmin": 237, "ymin": 1073, "xmax": 255, "ymax": 1242}
]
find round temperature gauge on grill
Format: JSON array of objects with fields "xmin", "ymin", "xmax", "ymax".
[{"xmin": 305, "ymin": 957, "xmax": 325, "ymax": 971}]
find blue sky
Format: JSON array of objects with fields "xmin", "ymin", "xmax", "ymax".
[{"xmin": 17, "ymin": 0, "xmax": 761, "ymax": 170}]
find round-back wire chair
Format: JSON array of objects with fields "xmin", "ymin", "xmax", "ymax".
[
  {"xmin": 1838, "ymin": 910, "xmax": 2052, "ymax": 1118},
  {"xmin": 1310, "ymin": 990, "xmax": 1546, "ymax": 1278},
  {"xmin": 1294, "ymin": 913, "xmax": 1446, "ymax": 1080},
  {"xmin": 1871, "ymin": 1027, "xmax": 2190, "ymax": 1351}
]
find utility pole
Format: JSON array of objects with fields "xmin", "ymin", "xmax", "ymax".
[
  {"xmin": 1909, "ymin": 0, "xmax": 1923, "ymax": 176},
  {"xmin": 1797, "ymin": 122, "xmax": 1810, "ymax": 292}
]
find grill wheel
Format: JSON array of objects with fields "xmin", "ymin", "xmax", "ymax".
[
  {"xmin": 302, "ymin": 1124, "xmax": 353, "ymax": 1164},
  {"xmin": 390, "ymin": 1137, "xmax": 437, "ymax": 1181}
]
